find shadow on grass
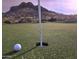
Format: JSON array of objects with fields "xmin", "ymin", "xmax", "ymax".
[
  {"xmin": 2, "ymin": 51, "xmax": 19, "ymax": 59},
  {"xmin": 12, "ymin": 42, "xmax": 48, "ymax": 59},
  {"xmin": 12, "ymin": 46, "xmax": 38, "ymax": 59},
  {"xmin": 3, "ymin": 51, "xmax": 18, "ymax": 56},
  {"xmin": 3, "ymin": 42, "xmax": 48, "ymax": 59}
]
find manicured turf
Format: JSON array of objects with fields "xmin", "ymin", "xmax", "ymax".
[{"xmin": 2, "ymin": 23, "xmax": 77, "ymax": 59}]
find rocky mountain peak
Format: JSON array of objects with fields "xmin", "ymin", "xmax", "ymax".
[{"xmin": 19, "ymin": 2, "xmax": 34, "ymax": 8}]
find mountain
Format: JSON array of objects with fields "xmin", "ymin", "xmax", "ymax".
[{"xmin": 3, "ymin": 2, "xmax": 77, "ymax": 24}]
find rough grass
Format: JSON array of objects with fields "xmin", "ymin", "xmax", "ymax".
[{"xmin": 2, "ymin": 23, "xmax": 77, "ymax": 59}]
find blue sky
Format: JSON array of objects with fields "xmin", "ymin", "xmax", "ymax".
[{"xmin": 2, "ymin": 0, "xmax": 77, "ymax": 15}]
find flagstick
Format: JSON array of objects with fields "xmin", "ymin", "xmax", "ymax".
[
  {"xmin": 38, "ymin": 0, "xmax": 43, "ymax": 47},
  {"xmin": 22, "ymin": 56, "xmax": 24, "ymax": 59}
]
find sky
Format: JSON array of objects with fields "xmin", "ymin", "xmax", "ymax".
[{"xmin": 2, "ymin": 0, "xmax": 77, "ymax": 15}]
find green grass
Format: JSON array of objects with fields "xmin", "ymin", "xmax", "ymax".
[{"xmin": 2, "ymin": 23, "xmax": 77, "ymax": 59}]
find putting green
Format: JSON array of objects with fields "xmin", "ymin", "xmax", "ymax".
[{"xmin": 2, "ymin": 23, "xmax": 77, "ymax": 59}]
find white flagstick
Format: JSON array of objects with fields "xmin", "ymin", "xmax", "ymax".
[
  {"xmin": 38, "ymin": 0, "xmax": 43, "ymax": 47},
  {"xmin": 22, "ymin": 56, "xmax": 24, "ymax": 59}
]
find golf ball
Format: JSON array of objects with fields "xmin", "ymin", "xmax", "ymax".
[{"xmin": 13, "ymin": 44, "xmax": 22, "ymax": 51}]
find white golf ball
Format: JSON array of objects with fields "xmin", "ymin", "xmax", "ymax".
[{"xmin": 13, "ymin": 44, "xmax": 22, "ymax": 51}]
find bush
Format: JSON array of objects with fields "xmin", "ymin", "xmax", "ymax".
[
  {"xmin": 48, "ymin": 18, "xmax": 56, "ymax": 22},
  {"xmin": 4, "ymin": 20, "xmax": 11, "ymax": 24}
]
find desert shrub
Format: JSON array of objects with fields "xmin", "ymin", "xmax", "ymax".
[
  {"xmin": 4, "ymin": 20, "xmax": 11, "ymax": 24},
  {"xmin": 48, "ymin": 18, "xmax": 56, "ymax": 22}
]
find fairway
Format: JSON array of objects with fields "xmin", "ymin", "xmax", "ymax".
[{"xmin": 2, "ymin": 23, "xmax": 77, "ymax": 59}]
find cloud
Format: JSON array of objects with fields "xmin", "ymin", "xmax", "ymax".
[{"xmin": 41, "ymin": 0, "xmax": 77, "ymax": 14}]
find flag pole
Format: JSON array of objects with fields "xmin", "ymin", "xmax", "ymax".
[{"xmin": 38, "ymin": 0, "xmax": 43, "ymax": 47}]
